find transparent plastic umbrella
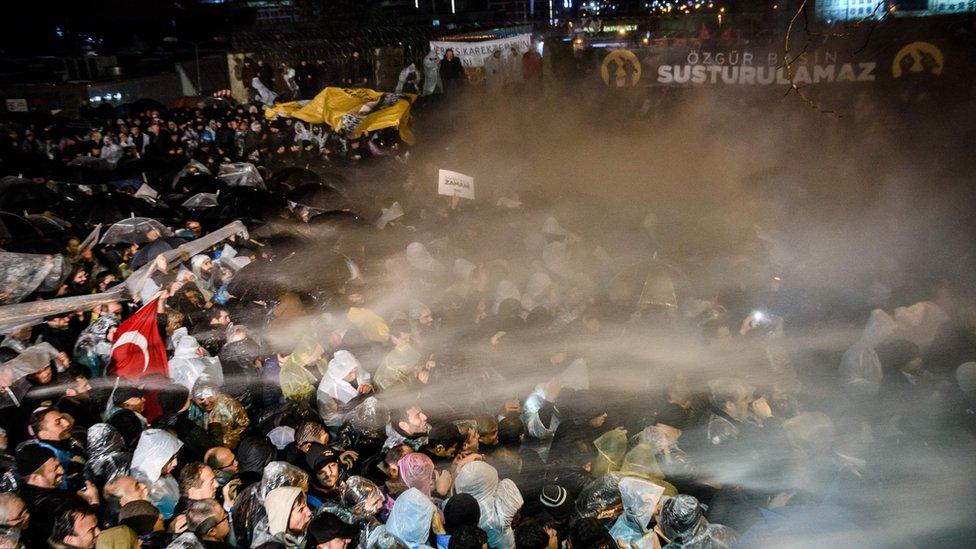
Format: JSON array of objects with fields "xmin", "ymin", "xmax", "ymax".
[{"xmin": 100, "ymin": 217, "xmax": 173, "ymax": 245}]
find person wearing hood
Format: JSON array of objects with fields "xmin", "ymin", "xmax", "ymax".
[
  {"xmin": 453, "ymin": 461, "xmax": 523, "ymax": 549},
  {"xmin": 422, "ymin": 51, "xmax": 442, "ymax": 96},
  {"xmin": 190, "ymin": 382, "xmax": 249, "ymax": 450},
  {"xmin": 374, "ymin": 322, "xmax": 432, "ymax": 391},
  {"xmin": 73, "ymin": 303, "xmax": 121, "ymax": 377},
  {"xmin": 609, "ymin": 477, "xmax": 667, "ymax": 549},
  {"xmin": 0, "ymin": 324, "xmax": 32, "ymax": 362},
  {"xmin": 168, "ymin": 329, "xmax": 224, "ymax": 392},
  {"xmin": 130, "ymin": 429, "xmax": 183, "ymax": 519},
  {"xmin": 655, "ymin": 494, "xmax": 736, "ymax": 548},
  {"xmin": 279, "ymin": 339, "xmax": 325, "ymax": 405},
  {"xmin": 84, "ymin": 423, "xmax": 132, "ymax": 488},
  {"xmin": 190, "ymin": 255, "xmax": 220, "ymax": 298},
  {"xmin": 318, "ymin": 476, "xmax": 384, "ymax": 548},
  {"xmin": 316, "ymin": 350, "xmax": 373, "ymax": 428},
  {"xmin": 262, "ymin": 486, "xmax": 312, "ymax": 549},
  {"xmin": 385, "ymin": 488, "xmax": 437, "ymax": 549}
]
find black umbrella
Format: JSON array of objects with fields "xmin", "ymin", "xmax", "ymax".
[
  {"xmin": 26, "ymin": 213, "xmax": 72, "ymax": 239},
  {"xmin": 0, "ymin": 211, "xmax": 60, "ymax": 253},
  {"xmin": 175, "ymin": 173, "xmax": 223, "ymax": 195},
  {"xmin": 0, "ymin": 180, "xmax": 62, "ymax": 214},
  {"xmin": 129, "ymin": 239, "xmax": 174, "ymax": 270},
  {"xmin": 267, "ymin": 167, "xmax": 321, "ymax": 193},
  {"xmin": 227, "ymin": 251, "xmax": 351, "ymax": 302},
  {"xmin": 213, "ymin": 187, "xmax": 287, "ymax": 225},
  {"xmin": 68, "ymin": 192, "xmax": 169, "ymax": 227},
  {"xmin": 285, "ymin": 183, "xmax": 350, "ymax": 211}
]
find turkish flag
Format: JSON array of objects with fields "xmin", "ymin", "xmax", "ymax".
[{"xmin": 111, "ymin": 297, "xmax": 169, "ymax": 379}]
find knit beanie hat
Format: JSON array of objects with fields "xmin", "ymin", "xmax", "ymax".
[
  {"xmin": 443, "ymin": 493, "xmax": 481, "ymax": 534},
  {"xmin": 118, "ymin": 500, "xmax": 162, "ymax": 535},
  {"xmin": 539, "ymin": 484, "xmax": 573, "ymax": 519},
  {"xmin": 15, "ymin": 444, "xmax": 56, "ymax": 476},
  {"xmin": 265, "ymin": 486, "xmax": 303, "ymax": 536},
  {"xmin": 95, "ymin": 525, "xmax": 139, "ymax": 549}
]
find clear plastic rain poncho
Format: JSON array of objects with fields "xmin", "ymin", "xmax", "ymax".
[
  {"xmin": 168, "ymin": 329, "xmax": 224, "ymax": 391},
  {"xmin": 575, "ymin": 474, "xmax": 623, "ymax": 524},
  {"xmin": 0, "ymin": 343, "xmax": 57, "ymax": 409},
  {"xmin": 232, "ymin": 461, "xmax": 309, "ymax": 548},
  {"xmin": 100, "ymin": 217, "xmax": 172, "ymax": 245},
  {"xmin": 0, "ymin": 250, "xmax": 68, "ymax": 305},
  {"xmin": 385, "ymin": 488, "xmax": 435, "ymax": 549},
  {"xmin": 130, "ymin": 429, "xmax": 183, "ymax": 519},
  {"xmin": 609, "ymin": 477, "xmax": 667, "ymax": 549},
  {"xmin": 190, "ymin": 383, "xmax": 250, "ymax": 449},
  {"xmin": 217, "ymin": 162, "xmax": 266, "ymax": 189},
  {"xmin": 73, "ymin": 312, "xmax": 119, "ymax": 377},
  {"xmin": 335, "ymin": 397, "xmax": 390, "ymax": 451},
  {"xmin": 454, "ymin": 461, "xmax": 523, "ymax": 549},
  {"xmin": 840, "ymin": 309, "xmax": 896, "ymax": 396},
  {"xmin": 319, "ymin": 476, "xmax": 384, "ymax": 549},
  {"xmin": 659, "ymin": 494, "xmax": 738, "ymax": 548},
  {"xmin": 84, "ymin": 423, "xmax": 132, "ymax": 486}
]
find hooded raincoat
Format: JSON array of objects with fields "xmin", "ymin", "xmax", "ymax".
[
  {"xmin": 169, "ymin": 329, "xmax": 224, "ymax": 391},
  {"xmin": 609, "ymin": 477, "xmax": 666, "ymax": 549},
  {"xmin": 386, "ymin": 488, "xmax": 436, "ymax": 549},
  {"xmin": 130, "ymin": 429, "xmax": 183, "ymax": 519},
  {"xmin": 453, "ymin": 462, "xmax": 523, "ymax": 549},
  {"xmin": 73, "ymin": 312, "xmax": 119, "ymax": 377},
  {"xmin": 84, "ymin": 423, "xmax": 132, "ymax": 486},
  {"xmin": 316, "ymin": 350, "xmax": 371, "ymax": 427}
]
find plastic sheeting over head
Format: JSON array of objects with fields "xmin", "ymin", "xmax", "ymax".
[
  {"xmin": 260, "ymin": 460, "xmax": 309, "ymax": 497},
  {"xmin": 182, "ymin": 193, "xmax": 219, "ymax": 210},
  {"xmin": 405, "ymin": 242, "xmax": 443, "ymax": 273},
  {"xmin": 0, "ymin": 250, "xmax": 68, "ymax": 305},
  {"xmin": 131, "ymin": 429, "xmax": 183, "ymax": 483},
  {"xmin": 342, "ymin": 476, "xmax": 383, "ymax": 521},
  {"xmin": 85, "ymin": 423, "xmax": 132, "ymax": 486},
  {"xmin": 618, "ymin": 477, "xmax": 665, "ymax": 535},
  {"xmin": 386, "ymin": 488, "xmax": 435, "ymax": 549},
  {"xmin": 593, "ymin": 429, "xmax": 628, "ymax": 476},
  {"xmin": 217, "ymin": 163, "xmax": 266, "ymax": 189},
  {"xmin": 575, "ymin": 473, "xmax": 623, "ymax": 523}
]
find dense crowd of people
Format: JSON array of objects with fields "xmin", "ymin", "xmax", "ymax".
[{"xmin": 0, "ymin": 72, "xmax": 974, "ymax": 549}]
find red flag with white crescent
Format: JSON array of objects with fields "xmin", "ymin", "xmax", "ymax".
[{"xmin": 110, "ymin": 297, "xmax": 168, "ymax": 379}]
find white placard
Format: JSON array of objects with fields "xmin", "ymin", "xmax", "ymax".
[
  {"xmin": 429, "ymin": 34, "xmax": 532, "ymax": 68},
  {"xmin": 438, "ymin": 169, "xmax": 475, "ymax": 200}
]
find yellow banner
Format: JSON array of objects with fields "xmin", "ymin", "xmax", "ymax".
[{"xmin": 265, "ymin": 87, "xmax": 417, "ymax": 145}]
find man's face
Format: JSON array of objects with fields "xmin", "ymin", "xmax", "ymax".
[
  {"xmin": 212, "ymin": 448, "xmax": 239, "ymax": 474},
  {"xmin": 316, "ymin": 462, "xmax": 340, "ymax": 488},
  {"xmin": 64, "ymin": 512, "xmax": 99, "ymax": 549},
  {"xmin": 211, "ymin": 310, "xmax": 230, "ymax": 327},
  {"xmin": 189, "ymin": 466, "xmax": 218, "ymax": 500},
  {"xmin": 3, "ymin": 499, "xmax": 28, "ymax": 529},
  {"xmin": 36, "ymin": 458, "xmax": 64, "ymax": 488},
  {"xmin": 195, "ymin": 395, "xmax": 217, "ymax": 412},
  {"xmin": 122, "ymin": 396, "xmax": 145, "ymax": 414},
  {"xmin": 480, "ymin": 429, "xmax": 499, "ymax": 447},
  {"xmin": 417, "ymin": 308, "xmax": 433, "ymax": 327},
  {"xmin": 186, "ymin": 221, "xmax": 202, "ymax": 236},
  {"xmin": 162, "ymin": 454, "xmax": 179, "ymax": 477},
  {"xmin": 38, "ymin": 411, "xmax": 70, "ymax": 441},
  {"xmin": 31, "ymin": 365, "xmax": 53, "ymax": 385},
  {"xmin": 210, "ymin": 506, "xmax": 230, "ymax": 540},
  {"xmin": 400, "ymin": 407, "xmax": 429, "ymax": 435},
  {"xmin": 289, "ymin": 498, "xmax": 312, "ymax": 532},
  {"xmin": 48, "ymin": 316, "xmax": 70, "ymax": 329}
]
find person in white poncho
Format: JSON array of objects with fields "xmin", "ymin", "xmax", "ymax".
[
  {"xmin": 316, "ymin": 350, "xmax": 373, "ymax": 428},
  {"xmin": 168, "ymin": 329, "xmax": 223, "ymax": 391},
  {"xmin": 454, "ymin": 461, "xmax": 523, "ymax": 549},
  {"xmin": 130, "ymin": 429, "xmax": 182, "ymax": 519}
]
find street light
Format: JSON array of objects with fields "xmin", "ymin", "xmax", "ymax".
[{"xmin": 164, "ymin": 36, "xmax": 201, "ymax": 96}]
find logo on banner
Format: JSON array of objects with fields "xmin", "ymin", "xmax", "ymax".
[
  {"xmin": 892, "ymin": 42, "xmax": 943, "ymax": 78},
  {"xmin": 601, "ymin": 49, "xmax": 642, "ymax": 88}
]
